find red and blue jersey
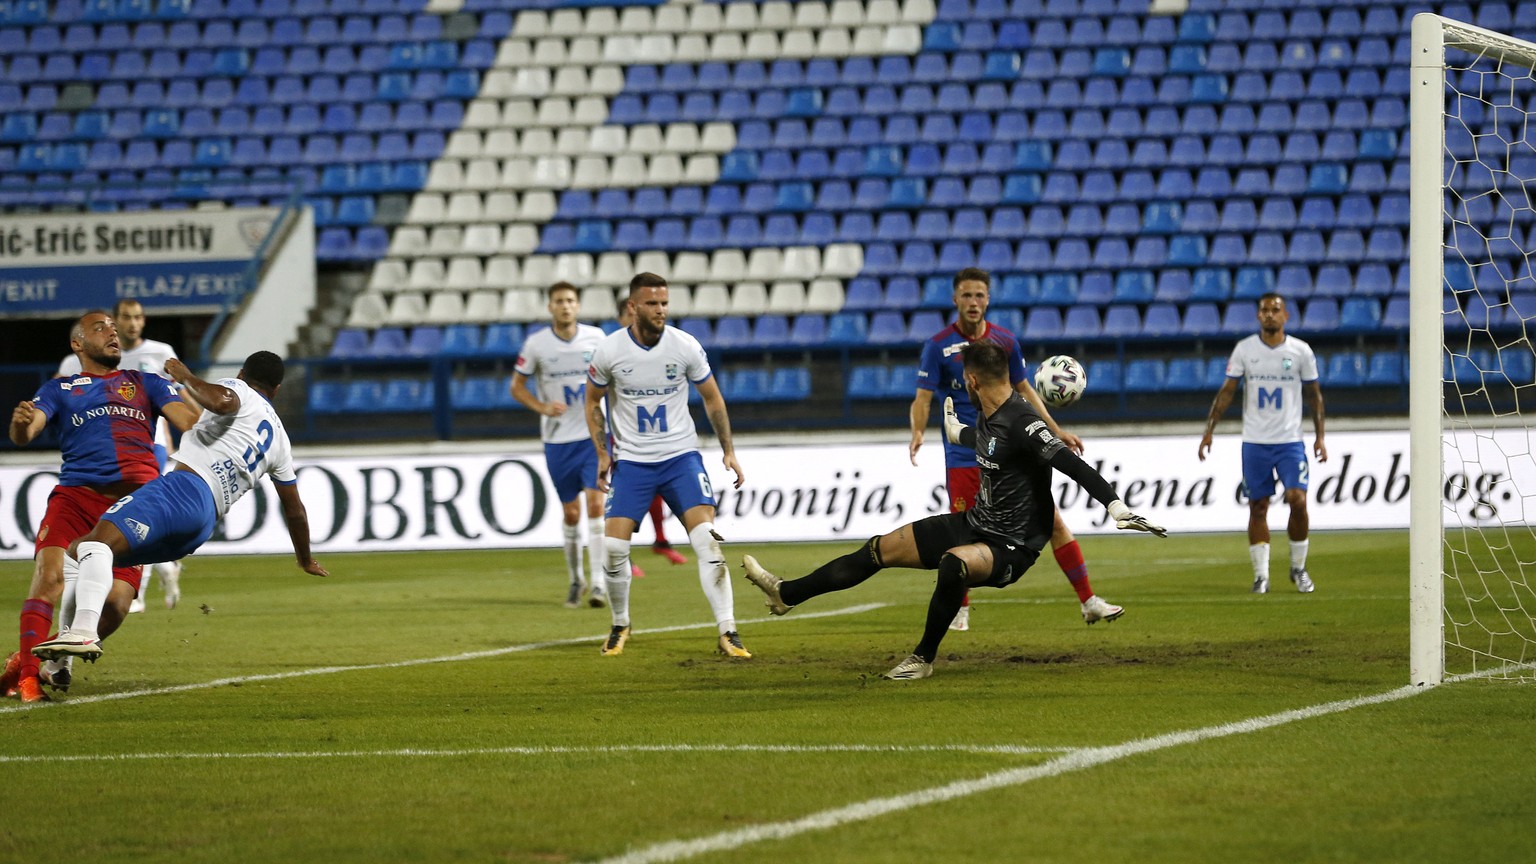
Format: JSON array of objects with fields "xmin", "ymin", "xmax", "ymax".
[
  {"xmin": 915, "ymin": 321, "xmax": 1028, "ymax": 467},
  {"xmin": 31, "ymin": 369, "xmax": 182, "ymax": 488}
]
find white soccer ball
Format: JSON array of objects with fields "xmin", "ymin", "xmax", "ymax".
[{"xmin": 1034, "ymin": 355, "xmax": 1087, "ymax": 408}]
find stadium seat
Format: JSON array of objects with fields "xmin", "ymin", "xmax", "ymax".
[{"xmin": 1123, "ymin": 359, "xmax": 1165, "ymax": 393}]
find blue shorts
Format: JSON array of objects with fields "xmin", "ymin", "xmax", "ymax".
[
  {"xmin": 545, "ymin": 440, "xmax": 598, "ymax": 503},
  {"xmin": 606, "ymin": 452, "xmax": 715, "ymax": 524},
  {"xmin": 1241, "ymin": 441, "xmax": 1310, "ymax": 500},
  {"xmin": 101, "ymin": 470, "xmax": 218, "ymax": 567}
]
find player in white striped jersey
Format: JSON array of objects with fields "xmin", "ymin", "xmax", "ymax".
[
  {"xmin": 1199, "ymin": 293, "xmax": 1327, "ymax": 594},
  {"xmin": 59, "ymin": 299, "xmax": 186, "ymax": 613},
  {"xmin": 584, "ymin": 273, "xmax": 750, "ymax": 658},
  {"xmin": 512, "ymin": 282, "xmax": 610, "ymax": 609},
  {"xmin": 34, "ymin": 352, "xmax": 328, "ymax": 662}
]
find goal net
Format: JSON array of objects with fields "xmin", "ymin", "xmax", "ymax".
[{"xmin": 1412, "ymin": 14, "xmax": 1536, "ymax": 684}]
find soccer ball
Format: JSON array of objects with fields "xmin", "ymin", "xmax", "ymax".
[{"xmin": 1033, "ymin": 355, "xmax": 1087, "ymax": 408}]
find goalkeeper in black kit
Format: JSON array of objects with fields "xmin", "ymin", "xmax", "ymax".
[{"xmin": 743, "ymin": 340, "xmax": 1167, "ymax": 680}]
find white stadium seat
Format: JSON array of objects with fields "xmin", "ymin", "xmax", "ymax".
[
  {"xmin": 647, "ymin": 154, "xmax": 684, "ymax": 186},
  {"xmin": 461, "ymin": 224, "xmax": 502, "ymax": 256},
  {"xmin": 502, "ymin": 288, "xmax": 543, "ymax": 322},
  {"xmin": 345, "ymin": 292, "xmax": 389, "ymax": 328},
  {"xmin": 689, "ymin": 2, "xmax": 725, "ymax": 32},
  {"xmin": 428, "ymin": 226, "xmax": 464, "ymax": 256},
  {"xmin": 823, "ymin": 243, "xmax": 864, "ymax": 277},
  {"xmin": 520, "ymin": 255, "xmax": 556, "ymax": 288},
  {"xmin": 426, "ymin": 159, "xmax": 465, "ymax": 191},
  {"xmin": 389, "ymin": 226, "xmax": 428, "ymax": 256},
  {"xmin": 444, "ymin": 130, "xmax": 482, "ymax": 159},
  {"xmin": 628, "ymin": 124, "xmax": 664, "ymax": 155},
  {"xmin": 666, "ymin": 284, "xmax": 692, "ymax": 317},
  {"xmin": 555, "ymin": 253, "xmax": 595, "ymax": 284},
  {"xmin": 532, "ymin": 38, "xmax": 566, "ymax": 67},
  {"xmin": 464, "ymin": 289, "xmax": 502, "ymax": 323},
  {"xmin": 580, "ymin": 286, "xmax": 618, "ymax": 321},
  {"xmin": 782, "ymin": 30, "xmax": 816, "ymax": 58},
  {"xmin": 548, "ymin": 9, "xmax": 582, "ymax": 37},
  {"xmin": 463, "ymin": 158, "xmax": 500, "ymax": 191},
  {"xmin": 482, "ymin": 130, "xmax": 518, "ymax": 158},
  {"xmin": 519, "ymin": 189, "xmax": 557, "ymax": 221},
  {"xmin": 572, "ymin": 156, "xmax": 610, "ymax": 189},
  {"xmin": 690, "ymin": 283, "xmax": 730, "ymax": 318},
  {"xmin": 634, "ymin": 251, "xmax": 671, "ymax": 277},
  {"xmin": 746, "ymin": 248, "xmax": 784, "ymax": 282},
  {"xmin": 407, "ymin": 192, "xmax": 447, "ymax": 224},
  {"xmin": 483, "ymin": 256, "xmax": 521, "ymax": 289},
  {"xmin": 795, "ymin": 2, "xmax": 830, "ymax": 28},
  {"xmin": 653, "ymin": 4, "xmax": 687, "ymax": 33},
  {"xmin": 617, "ymin": 6, "xmax": 655, "ymax": 34},
  {"xmin": 387, "ymin": 291, "xmax": 428, "ymax": 326},
  {"xmin": 519, "ymin": 128, "xmax": 556, "ymax": 157},
  {"xmin": 595, "ymin": 253, "xmax": 633, "ymax": 285},
  {"xmin": 781, "ymin": 246, "xmax": 822, "ymax": 281},
  {"xmin": 805, "ymin": 278, "xmax": 846, "ymax": 313},
  {"xmin": 708, "ymin": 249, "xmax": 747, "ymax": 283},
  {"xmin": 483, "ymin": 191, "xmax": 519, "ymax": 221},
  {"xmin": 729, "ymin": 281, "xmax": 768, "ymax": 317},
  {"xmin": 720, "ymin": 2, "xmax": 754, "ymax": 31},
  {"xmin": 494, "ymin": 39, "xmax": 531, "ymax": 68},
  {"xmin": 512, "ymin": 10, "xmax": 547, "ymax": 38},
  {"xmin": 445, "ymin": 257, "xmax": 485, "ymax": 290},
  {"xmin": 368, "ymin": 259, "xmax": 408, "ymax": 293},
  {"xmin": 499, "ymin": 157, "xmax": 533, "ymax": 189},
  {"xmin": 586, "ymin": 7, "xmax": 618, "ymax": 35},
  {"xmin": 830, "ymin": 0, "xmax": 866, "ymax": 27},
  {"xmin": 709, "ymin": 32, "xmax": 744, "ymax": 62},
  {"xmin": 502, "ymin": 225, "xmax": 539, "ymax": 254},
  {"xmin": 445, "ymin": 192, "xmax": 483, "ymax": 223},
  {"xmin": 684, "ymin": 154, "xmax": 719, "ymax": 185},
  {"xmin": 767, "ymin": 280, "xmax": 808, "ymax": 315},
  {"xmin": 425, "ymin": 291, "xmax": 466, "ymax": 324},
  {"xmin": 700, "ymin": 122, "xmax": 735, "ymax": 153},
  {"xmin": 817, "ymin": 27, "xmax": 853, "ymax": 57},
  {"xmin": 672, "ymin": 251, "xmax": 710, "ymax": 284},
  {"xmin": 408, "ymin": 258, "xmax": 447, "ymax": 291},
  {"xmin": 901, "ymin": 0, "xmax": 937, "ymax": 23},
  {"xmin": 573, "ymin": 96, "xmax": 607, "ymax": 125}
]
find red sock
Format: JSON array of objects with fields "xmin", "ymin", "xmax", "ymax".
[
  {"xmin": 19, "ymin": 600, "xmax": 52, "ymax": 680},
  {"xmin": 649, "ymin": 497, "xmax": 669, "ymax": 545},
  {"xmin": 1054, "ymin": 541, "xmax": 1094, "ymax": 603}
]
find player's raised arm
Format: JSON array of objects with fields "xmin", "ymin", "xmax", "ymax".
[
  {"xmin": 165, "ymin": 358, "xmax": 240, "ymax": 417},
  {"xmin": 1199, "ymin": 377, "xmax": 1240, "ymax": 461},
  {"xmin": 9, "ymin": 400, "xmax": 46, "ymax": 446},
  {"xmin": 696, "ymin": 375, "xmax": 744, "ymax": 489},
  {"xmin": 274, "ymin": 481, "xmax": 328, "ymax": 577},
  {"xmin": 908, "ymin": 388, "xmax": 932, "ymax": 465}
]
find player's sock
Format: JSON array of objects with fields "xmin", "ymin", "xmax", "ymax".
[
  {"xmin": 687, "ymin": 522, "xmax": 735, "ymax": 635},
  {"xmin": 72, "ymin": 540, "xmax": 114, "ymax": 638},
  {"xmin": 1290, "ymin": 539, "xmax": 1309, "ymax": 572},
  {"xmin": 914, "ymin": 554, "xmax": 969, "ymax": 663},
  {"xmin": 1249, "ymin": 542, "xmax": 1270, "ymax": 583},
  {"xmin": 1053, "ymin": 540, "xmax": 1095, "ymax": 603},
  {"xmin": 60, "ymin": 554, "xmax": 79, "ymax": 628},
  {"xmin": 586, "ymin": 518, "xmax": 605, "ymax": 589},
  {"xmin": 18, "ymin": 599, "xmax": 52, "ymax": 679},
  {"xmin": 603, "ymin": 537, "xmax": 633, "ymax": 627},
  {"xmin": 649, "ymin": 497, "xmax": 669, "ymax": 546},
  {"xmin": 780, "ymin": 536, "xmax": 883, "ymax": 607},
  {"xmin": 561, "ymin": 523, "xmax": 581, "ymax": 585}
]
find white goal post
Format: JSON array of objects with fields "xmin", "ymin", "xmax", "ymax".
[{"xmin": 1411, "ymin": 14, "xmax": 1536, "ymax": 686}]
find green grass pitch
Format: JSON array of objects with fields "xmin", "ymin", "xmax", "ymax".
[{"xmin": 1, "ymin": 530, "xmax": 1533, "ymax": 863}]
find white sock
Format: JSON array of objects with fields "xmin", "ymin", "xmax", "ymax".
[
  {"xmin": 73, "ymin": 541, "xmax": 114, "ymax": 639},
  {"xmin": 60, "ymin": 554, "xmax": 79, "ymax": 632},
  {"xmin": 1249, "ymin": 543, "xmax": 1270, "ymax": 582},
  {"xmin": 604, "ymin": 536, "xmax": 633, "ymax": 627},
  {"xmin": 139, "ymin": 562, "xmax": 153, "ymax": 598},
  {"xmin": 1290, "ymin": 539, "xmax": 1309, "ymax": 572},
  {"xmin": 561, "ymin": 522, "xmax": 581, "ymax": 585},
  {"xmin": 688, "ymin": 522, "xmax": 735, "ymax": 635},
  {"xmin": 587, "ymin": 518, "xmax": 606, "ymax": 592},
  {"xmin": 155, "ymin": 559, "xmax": 181, "ymax": 579}
]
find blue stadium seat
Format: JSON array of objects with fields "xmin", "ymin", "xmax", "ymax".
[
  {"xmin": 1123, "ymin": 359, "xmax": 1165, "ymax": 393},
  {"xmin": 848, "ymin": 365, "xmax": 889, "ymax": 399},
  {"xmin": 714, "ymin": 317, "xmax": 752, "ymax": 349},
  {"xmin": 826, "ymin": 312, "xmax": 868, "ymax": 345},
  {"xmin": 1326, "ymin": 352, "xmax": 1366, "ymax": 387},
  {"xmin": 788, "ymin": 315, "xmax": 827, "ymax": 346},
  {"xmin": 1183, "ymin": 303, "xmax": 1222, "ymax": 336},
  {"xmin": 768, "ymin": 368, "xmax": 811, "ymax": 402},
  {"xmin": 1164, "ymin": 357, "xmax": 1206, "ymax": 391},
  {"xmin": 868, "ymin": 311, "xmax": 908, "ymax": 345},
  {"xmin": 440, "ymin": 324, "xmax": 480, "ymax": 356},
  {"xmin": 480, "ymin": 323, "xmax": 523, "ymax": 358},
  {"xmin": 1024, "ymin": 306, "xmax": 1063, "ymax": 340},
  {"xmin": 329, "ymin": 328, "xmax": 370, "ymax": 358}
]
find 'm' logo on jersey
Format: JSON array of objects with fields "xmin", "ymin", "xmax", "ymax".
[
  {"xmin": 116, "ymin": 381, "xmax": 136, "ymax": 401},
  {"xmin": 124, "ymin": 518, "xmax": 150, "ymax": 542},
  {"xmin": 664, "ymin": 363, "xmax": 679, "ymax": 381}
]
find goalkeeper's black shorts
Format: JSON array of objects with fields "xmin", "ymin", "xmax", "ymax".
[{"xmin": 909, "ymin": 511, "xmax": 1043, "ymax": 589}]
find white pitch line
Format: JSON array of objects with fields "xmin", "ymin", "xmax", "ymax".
[
  {"xmin": 0, "ymin": 742, "xmax": 1077, "ymax": 765},
  {"xmin": 590, "ymin": 668, "xmax": 1513, "ymax": 864},
  {"xmin": 0, "ymin": 603, "xmax": 886, "ymax": 715}
]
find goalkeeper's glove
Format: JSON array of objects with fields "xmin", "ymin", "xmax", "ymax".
[
  {"xmin": 942, "ymin": 397, "xmax": 968, "ymax": 445},
  {"xmin": 1108, "ymin": 500, "xmax": 1167, "ymax": 537}
]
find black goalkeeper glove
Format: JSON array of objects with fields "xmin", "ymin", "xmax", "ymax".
[{"xmin": 1108, "ymin": 500, "xmax": 1167, "ymax": 538}]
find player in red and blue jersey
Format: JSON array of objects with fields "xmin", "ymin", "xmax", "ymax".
[
  {"xmin": 908, "ymin": 268, "xmax": 1124, "ymax": 629},
  {"xmin": 3, "ymin": 310, "xmax": 198, "ymax": 701}
]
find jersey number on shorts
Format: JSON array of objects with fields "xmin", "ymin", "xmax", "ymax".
[
  {"xmin": 105, "ymin": 495, "xmax": 133, "ymax": 514},
  {"xmin": 697, "ymin": 471, "xmax": 714, "ymax": 501},
  {"xmin": 242, "ymin": 420, "xmax": 275, "ymax": 472},
  {"xmin": 1297, "ymin": 459, "xmax": 1310, "ymax": 486},
  {"xmin": 637, "ymin": 404, "xmax": 667, "ymax": 434}
]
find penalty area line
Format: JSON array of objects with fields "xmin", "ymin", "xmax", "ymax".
[
  {"xmin": 0, "ymin": 602, "xmax": 886, "ymax": 715},
  {"xmin": 0, "ymin": 742, "xmax": 1079, "ymax": 765},
  {"xmin": 589, "ymin": 668, "xmax": 1511, "ymax": 864}
]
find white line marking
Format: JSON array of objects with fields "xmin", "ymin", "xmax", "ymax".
[
  {"xmin": 589, "ymin": 668, "xmax": 1515, "ymax": 864},
  {"xmin": 0, "ymin": 743, "xmax": 1077, "ymax": 765},
  {"xmin": 0, "ymin": 603, "xmax": 886, "ymax": 715},
  {"xmin": 977, "ymin": 595, "xmax": 1403, "ymax": 606}
]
